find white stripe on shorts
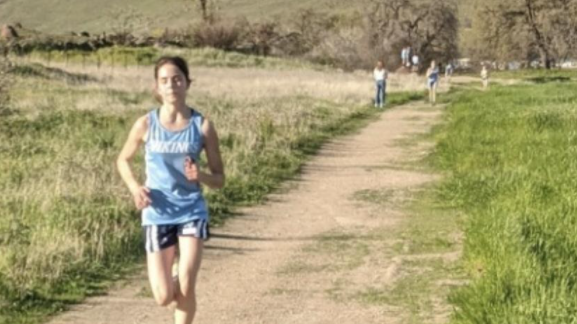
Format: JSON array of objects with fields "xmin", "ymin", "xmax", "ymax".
[
  {"xmin": 201, "ymin": 220, "xmax": 208, "ymax": 239},
  {"xmin": 146, "ymin": 226, "xmax": 152, "ymax": 252},
  {"xmin": 151, "ymin": 225, "xmax": 160, "ymax": 252}
]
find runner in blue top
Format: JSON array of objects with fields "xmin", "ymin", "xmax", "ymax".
[
  {"xmin": 117, "ymin": 56, "xmax": 224, "ymax": 324},
  {"xmin": 426, "ymin": 60, "xmax": 440, "ymax": 105}
]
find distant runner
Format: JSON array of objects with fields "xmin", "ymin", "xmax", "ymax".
[
  {"xmin": 426, "ymin": 60, "xmax": 440, "ymax": 105},
  {"xmin": 445, "ymin": 62, "xmax": 454, "ymax": 83},
  {"xmin": 481, "ymin": 64, "xmax": 489, "ymax": 90}
]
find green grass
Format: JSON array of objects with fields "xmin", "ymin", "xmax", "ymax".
[
  {"xmin": 310, "ymin": 232, "xmax": 371, "ymax": 271},
  {"xmin": 0, "ymin": 61, "xmax": 423, "ymax": 324},
  {"xmin": 358, "ymin": 257, "xmax": 461, "ymax": 324},
  {"xmin": 430, "ymin": 81, "xmax": 577, "ymax": 323},
  {"xmin": 353, "ymin": 186, "xmax": 464, "ymax": 322},
  {"xmin": 358, "ymin": 260, "xmax": 437, "ymax": 322},
  {"xmin": 19, "ymin": 47, "xmax": 324, "ymax": 70},
  {"xmin": 491, "ymin": 68, "xmax": 577, "ymax": 81},
  {"xmin": 277, "ymin": 232, "xmax": 379, "ymax": 277},
  {"xmin": 0, "ymin": 108, "xmax": 145, "ymax": 324},
  {"xmin": 276, "ymin": 261, "xmax": 328, "ymax": 276},
  {"xmin": 351, "ymin": 188, "xmax": 395, "ymax": 205},
  {"xmin": 395, "ymin": 187, "xmax": 462, "ymax": 256}
]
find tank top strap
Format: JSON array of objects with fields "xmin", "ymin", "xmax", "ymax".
[
  {"xmin": 191, "ymin": 109, "xmax": 205, "ymax": 144},
  {"xmin": 146, "ymin": 108, "xmax": 162, "ymax": 142},
  {"xmin": 143, "ymin": 109, "xmax": 156, "ymax": 143}
]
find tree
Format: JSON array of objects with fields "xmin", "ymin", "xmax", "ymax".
[
  {"xmin": 195, "ymin": 0, "xmax": 222, "ymax": 23},
  {"xmin": 199, "ymin": 0, "xmax": 208, "ymax": 22},
  {"xmin": 469, "ymin": 0, "xmax": 577, "ymax": 68},
  {"xmin": 366, "ymin": 0, "xmax": 459, "ymax": 71}
]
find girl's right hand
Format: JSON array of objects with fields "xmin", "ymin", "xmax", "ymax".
[{"xmin": 131, "ymin": 186, "xmax": 152, "ymax": 210}]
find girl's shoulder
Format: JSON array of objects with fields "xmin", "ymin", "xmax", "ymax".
[
  {"xmin": 190, "ymin": 108, "xmax": 208, "ymax": 130},
  {"xmin": 200, "ymin": 115, "xmax": 218, "ymax": 141},
  {"xmin": 191, "ymin": 108, "xmax": 206, "ymax": 126},
  {"xmin": 129, "ymin": 113, "xmax": 151, "ymax": 142},
  {"xmin": 138, "ymin": 109, "xmax": 159, "ymax": 128},
  {"xmin": 136, "ymin": 112, "xmax": 151, "ymax": 129}
]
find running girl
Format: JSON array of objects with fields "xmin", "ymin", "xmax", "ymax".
[{"xmin": 117, "ymin": 56, "xmax": 224, "ymax": 324}]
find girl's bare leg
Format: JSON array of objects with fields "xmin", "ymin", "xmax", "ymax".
[
  {"xmin": 147, "ymin": 245, "xmax": 177, "ymax": 306},
  {"xmin": 174, "ymin": 237, "xmax": 203, "ymax": 324}
]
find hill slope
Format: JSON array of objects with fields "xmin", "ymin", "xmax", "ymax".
[
  {"xmin": 0, "ymin": 0, "xmax": 352, "ymax": 34},
  {"xmin": 0, "ymin": 0, "xmax": 475, "ymax": 35}
]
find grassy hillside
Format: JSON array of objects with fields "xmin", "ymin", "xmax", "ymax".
[
  {"xmin": 0, "ymin": 0, "xmax": 354, "ymax": 35},
  {"xmin": 0, "ymin": 0, "xmax": 474, "ymax": 36}
]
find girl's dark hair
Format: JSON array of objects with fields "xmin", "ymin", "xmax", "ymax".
[
  {"xmin": 154, "ymin": 56, "xmax": 191, "ymax": 84},
  {"xmin": 153, "ymin": 56, "xmax": 191, "ymax": 103}
]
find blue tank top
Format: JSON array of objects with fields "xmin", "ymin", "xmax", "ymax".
[
  {"xmin": 142, "ymin": 108, "xmax": 208, "ymax": 226},
  {"xmin": 428, "ymin": 68, "xmax": 439, "ymax": 82}
]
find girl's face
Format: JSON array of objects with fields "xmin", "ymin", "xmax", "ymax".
[{"xmin": 155, "ymin": 64, "xmax": 189, "ymax": 104}]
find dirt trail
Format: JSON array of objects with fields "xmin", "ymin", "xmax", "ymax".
[{"xmin": 48, "ymin": 101, "xmax": 457, "ymax": 324}]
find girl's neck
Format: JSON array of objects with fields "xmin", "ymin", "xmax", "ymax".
[{"xmin": 160, "ymin": 102, "xmax": 190, "ymax": 119}]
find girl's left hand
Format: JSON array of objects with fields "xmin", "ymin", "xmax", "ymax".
[{"xmin": 184, "ymin": 157, "xmax": 199, "ymax": 182}]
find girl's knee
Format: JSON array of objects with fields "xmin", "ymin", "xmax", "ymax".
[
  {"xmin": 177, "ymin": 276, "xmax": 197, "ymax": 299},
  {"xmin": 153, "ymin": 287, "xmax": 174, "ymax": 306},
  {"xmin": 180, "ymin": 281, "xmax": 196, "ymax": 297}
]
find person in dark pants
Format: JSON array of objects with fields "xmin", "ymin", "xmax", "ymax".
[{"xmin": 373, "ymin": 60, "xmax": 388, "ymax": 108}]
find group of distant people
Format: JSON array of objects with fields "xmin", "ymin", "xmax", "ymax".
[
  {"xmin": 372, "ymin": 48, "xmax": 490, "ymax": 108},
  {"xmin": 401, "ymin": 46, "xmax": 420, "ymax": 73}
]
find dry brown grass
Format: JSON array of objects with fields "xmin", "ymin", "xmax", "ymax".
[{"xmin": 13, "ymin": 55, "xmax": 439, "ymax": 107}]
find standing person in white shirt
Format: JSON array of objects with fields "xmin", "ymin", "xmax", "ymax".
[
  {"xmin": 411, "ymin": 54, "xmax": 420, "ymax": 72},
  {"xmin": 445, "ymin": 62, "xmax": 454, "ymax": 83},
  {"xmin": 373, "ymin": 60, "xmax": 388, "ymax": 108},
  {"xmin": 481, "ymin": 64, "xmax": 489, "ymax": 90},
  {"xmin": 401, "ymin": 47, "xmax": 411, "ymax": 66}
]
